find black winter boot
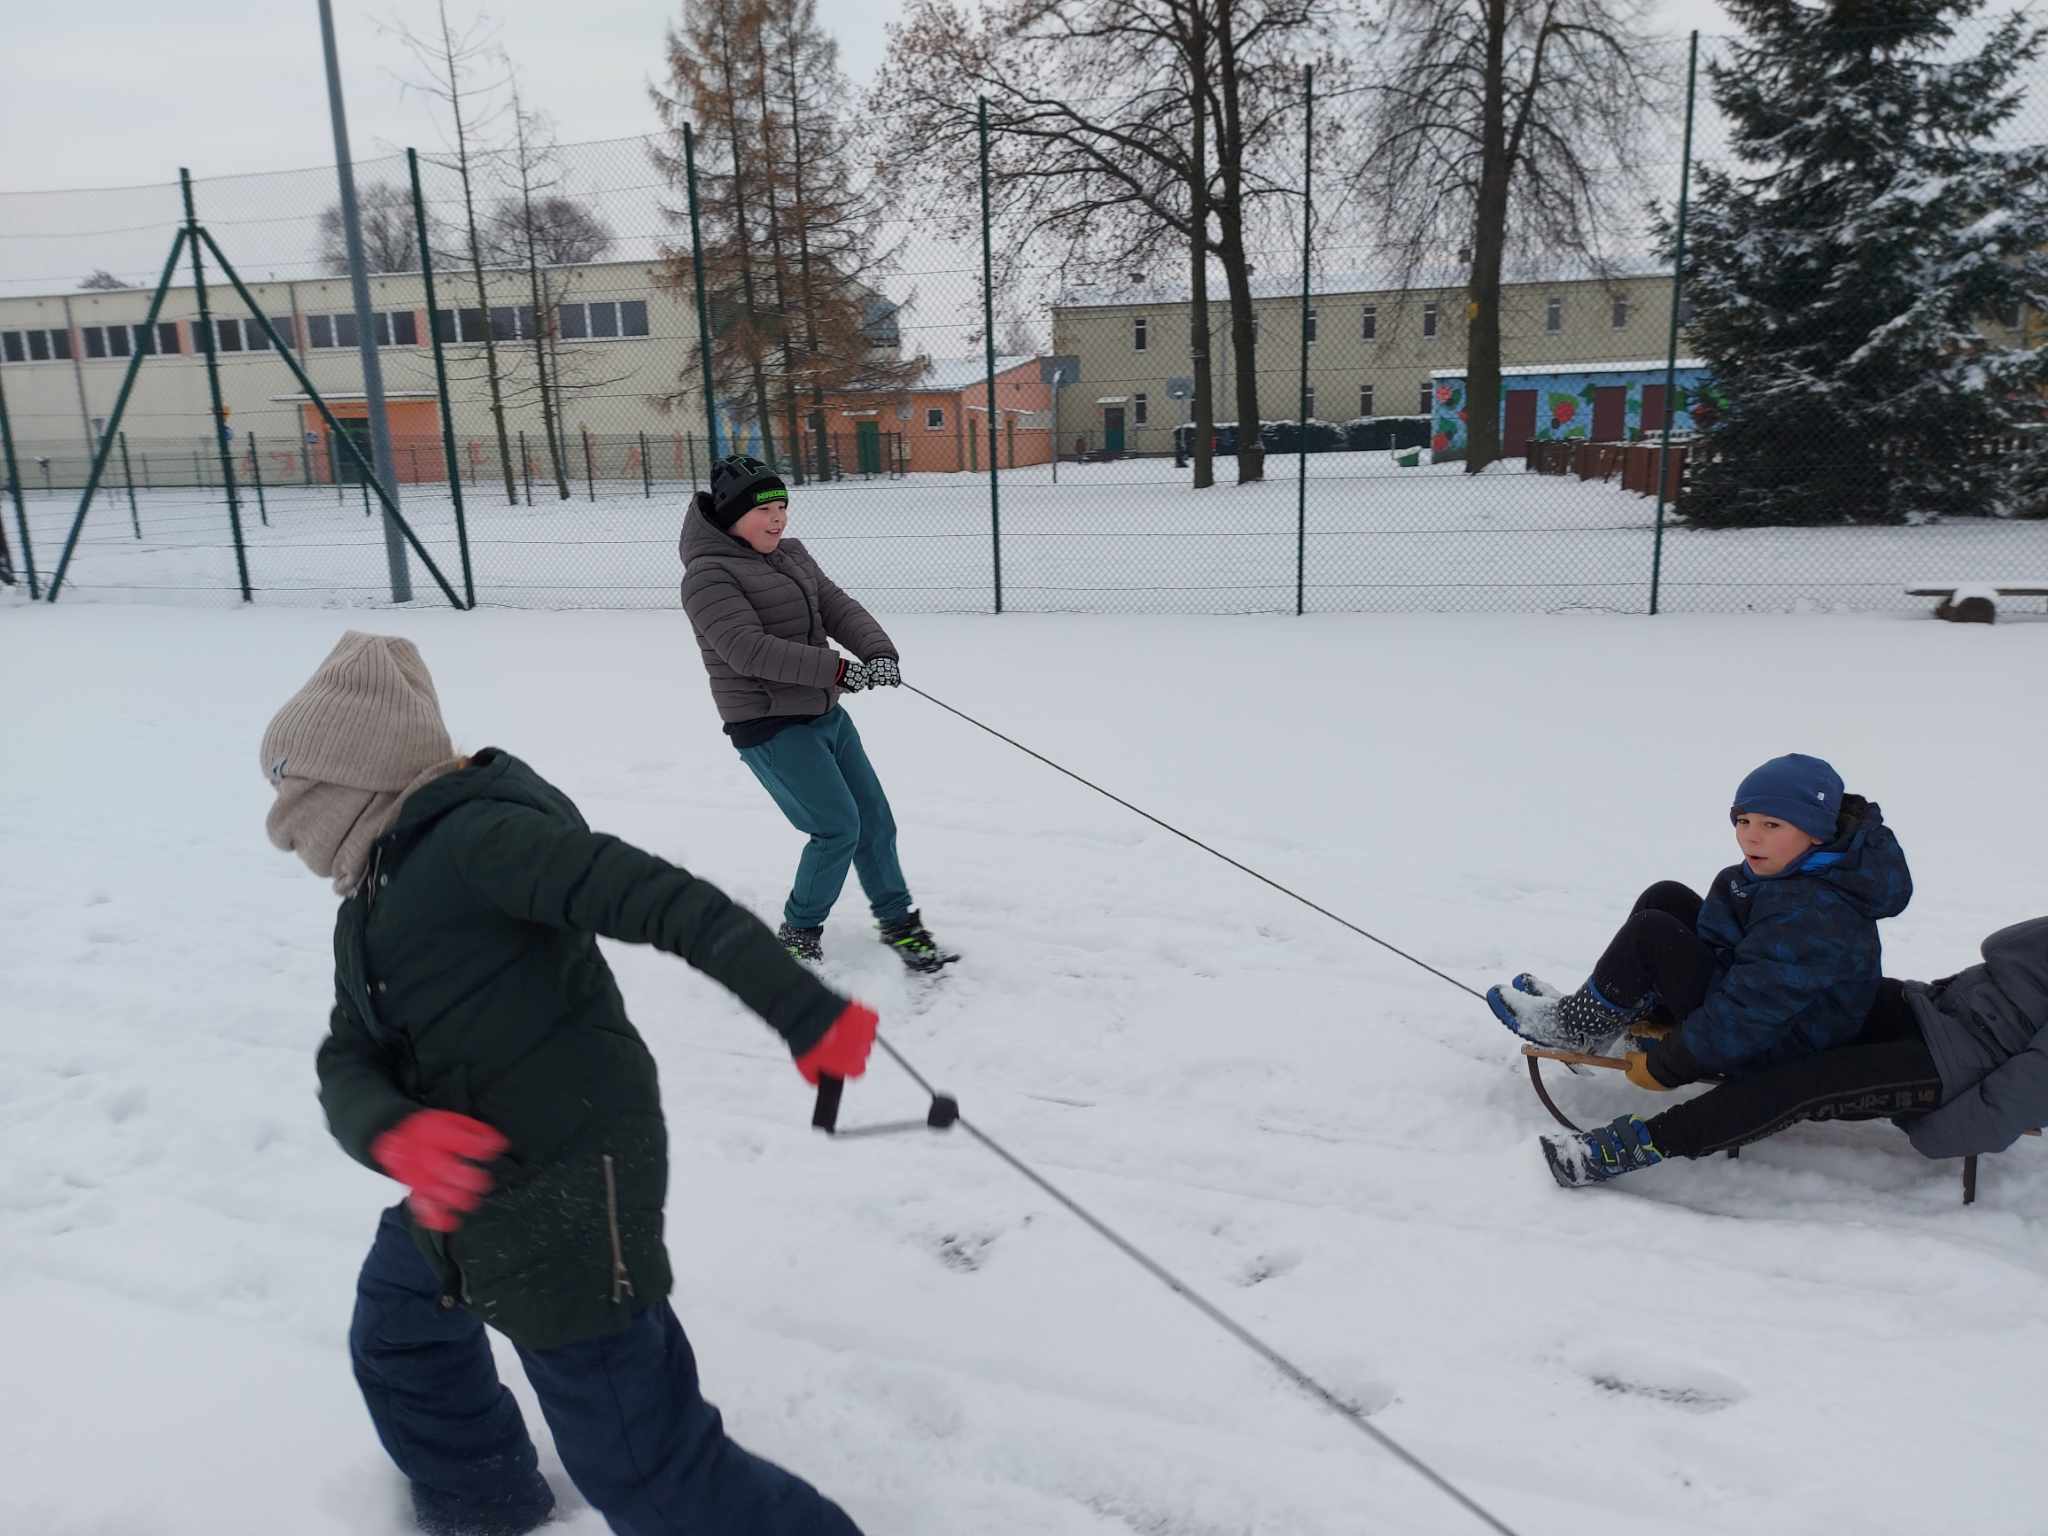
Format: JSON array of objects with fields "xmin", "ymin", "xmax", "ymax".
[
  {"xmin": 877, "ymin": 910, "xmax": 959, "ymax": 974},
  {"xmin": 777, "ymin": 922, "xmax": 824, "ymax": 964}
]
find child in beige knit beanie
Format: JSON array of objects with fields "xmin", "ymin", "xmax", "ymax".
[{"xmin": 260, "ymin": 630, "xmax": 464, "ymax": 893}]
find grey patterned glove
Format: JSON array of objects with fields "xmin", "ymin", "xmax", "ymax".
[
  {"xmin": 837, "ymin": 658, "xmax": 871, "ymax": 693},
  {"xmin": 864, "ymin": 657, "xmax": 902, "ymax": 688}
]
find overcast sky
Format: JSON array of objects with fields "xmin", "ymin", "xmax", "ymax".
[{"xmin": 6, "ymin": 0, "xmax": 1733, "ymax": 191}]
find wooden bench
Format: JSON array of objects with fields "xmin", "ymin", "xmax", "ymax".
[
  {"xmin": 1905, "ymin": 583, "xmax": 2048, "ymax": 624},
  {"xmin": 1521, "ymin": 1042, "xmax": 2040, "ymax": 1205}
]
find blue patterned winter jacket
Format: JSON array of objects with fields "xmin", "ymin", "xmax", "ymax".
[{"xmin": 1674, "ymin": 796, "xmax": 1913, "ymax": 1076}]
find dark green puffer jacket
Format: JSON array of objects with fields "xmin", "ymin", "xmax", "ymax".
[{"xmin": 315, "ymin": 749, "xmax": 847, "ymax": 1351}]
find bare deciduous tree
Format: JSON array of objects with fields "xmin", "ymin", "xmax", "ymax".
[
  {"xmin": 315, "ymin": 183, "xmax": 422, "ymax": 275},
  {"xmin": 78, "ymin": 269, "xmax": 133, "ymax": 291},
  {"xmin": 1350, "ymin": 0, "xmax": 1666, "ymax": 471},
  {"xmin": 872, "ymin": 0, "xmax": 1338, "ymax": 485},
  {"xmin": 389, "ymin": 1, "xmax": 521, "ymax": 502}
]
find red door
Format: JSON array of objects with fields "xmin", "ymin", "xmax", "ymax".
[
  {"xmin": 1504, "ymin": 389, "xmax": 1538, "ymax": 455},
  {"xmin": 1592, "ymin": 386, "xmax": 1627, "ymax": 443},
  {"xmin": 1639, "ymin": 384, "xmax": 1667, "ymax": 437}
]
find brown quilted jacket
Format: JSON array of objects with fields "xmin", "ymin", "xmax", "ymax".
[{"xmin": 678, "ymin": 493, "xmax": 898, "ymax": 725}]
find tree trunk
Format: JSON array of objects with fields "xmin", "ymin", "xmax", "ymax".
[
  {"xmin": 782, "ymin": 36, "xmax": 831, "ymax": 484},
  {"xmin": 1189, "ymin": 3, "xmax": 1215, "ymax": 490},
  {"xmin": 1213, "ymin": 0, "xmax": 1263, "ymax": 482},
  {"xmin": 515, "ymin": 117, "xmax": 572, "ymax": 500},
  {"xmin": 1217, "ymin": 231, "xmax": 1263, "ymax": 482},
  {"xmin": 1464, "ymin": 0, "xmax": 1512, "ymax": 474},
  {"xmin": 440, "ymin": 8, "xmax": 519, "ymax": 505},
  {"xmin": 755, "ymin": 33, "xmax": 805, "ymax": 482},
  {"xmin": 717, "ymin": 27, "xmax": 777, "ymax": 467}
]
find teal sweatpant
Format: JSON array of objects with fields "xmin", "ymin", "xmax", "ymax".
[{"xmin": 737, "ymin": 707, "xmax": 912, "ymax": 931}]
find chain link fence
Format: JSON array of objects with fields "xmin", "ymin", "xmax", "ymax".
[{"xmin": 4, "ymin": 20, "xmax": 2045, "ymax": 615}]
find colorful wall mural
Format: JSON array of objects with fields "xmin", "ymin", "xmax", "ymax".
[{"xmin": 1429, "ymin": 367, "xmax": 1717, "ymax": 456}]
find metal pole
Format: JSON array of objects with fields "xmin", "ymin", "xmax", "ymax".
[
  {"xmin": 363, "ymin": 478, "xmax": 372, "ymax": 519},
  {"xmin": 1650, "ymin": 31, "xmax": 1699, "ymax": 619},
  {"xmin": 582, "ymin": 425, "xmax": 595, "ymax": 501},
  {"xmin": 409, "ymin": 148, "xmax": 474, "ymax": 609},
  {"xmin": 120, "ymin": 431, "xmax": 139, "ymax": 538},
  {"xmin": 250, "ymin": 431, "xmax": 268, "ymax": 525},
  {"xmin": 317, "ymin": 0, "xmax": 412, "ymax": 603},
  {"xmin": 180, "ymin": 172, "xmax": 252, "ymax": 604},
  {"xmin": 683, "ymin": 124, "xmax": 721, "ymax": 466},
  {"xmin": 520, "ymin": 430, "xmax": 534, "ymax": 505},
  {"xmin": 1051, "ymin": 373, "xmax": 1060, "ymax": 484},
  {"xmin": 978, "ymin": 97, "xmax": 1003, "ymax": 615},
  {"xmin": 1296, "ymin": 65, "xmax": 1312, "ymax": 619},
  {"xmin": 0, "ymin": 364, "xmax": 38, "ymax": 598},
  {"xmin": 688, "ymin": 432, "xmax": 699, "ymax": 487},
  {"xmin": 640, "ymin": 430, "xmax": 652, "ymax": 498}
]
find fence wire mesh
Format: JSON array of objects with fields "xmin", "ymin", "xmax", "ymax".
[{"xmin": 3, "ymin": 19, "xmax": 2045, "ymax": 615}]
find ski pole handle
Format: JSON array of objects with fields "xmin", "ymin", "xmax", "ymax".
[{"xmin": 811, "ymin": 1074, "xmax": 844, "ymax": 1133}]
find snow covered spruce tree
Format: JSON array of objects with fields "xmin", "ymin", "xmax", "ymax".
[{"xmin": 1670, "ymin": 0, "xmax": 2048, "ymax": 527}]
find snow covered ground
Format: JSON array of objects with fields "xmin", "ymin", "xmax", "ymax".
[
  {"xmin": 4, "ymin": 599, "xmax": 2045, "ymax": 1536},
  {"xmin": 17, "ymin": 452, "xmax": 2048, "ymax": 615}
]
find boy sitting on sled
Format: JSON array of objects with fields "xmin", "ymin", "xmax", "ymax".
[{"xmin": 1489, "ymin": 753, "xmax": 1924, "ymax": 1186}]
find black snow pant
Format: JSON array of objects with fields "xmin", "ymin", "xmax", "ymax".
[
  {"xmin": 1589, "ymin": 881, "xmax": 1719, "ymax": 1019},
  {"xmin": 1598, "ymin": 884, "xmax": 1944, "ymax": 1159}
]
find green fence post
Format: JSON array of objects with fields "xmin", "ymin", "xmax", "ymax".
[
  {"xmin": 1296, "ymin": 64, "xmax": 1313, "ymax": 618},
  {"xmin": 639, "ymin": 430, "xmax": 652, "ymax": 498},
  {"xmin": 120, "ymin": 431, "xmax": 139, "ymax": 538},
  {"xmin": 683, "ymin": 124, "xmax": 721, "ymax": 466},
  {"xmin": 46, "ymin": 226, "xmax": 190, "ymax": 602},
  {"xmin": 582, "ymin": 425, "xmax": 596, "ymax": 502},
  {"xmin": 200, "ymin": 225, "xmax": 465, "ymax": 607},
  {"xmin": 409, "ymin": 147, "xmax": 475, "ymax": 608},
  {"xmin": 249, "ymin": 433, "xmax": 268, "ymax": 526},
  {"xmin": 1651, "ymin": 32, "xmax": 1700, "ymax": 618},
  {"xmin": 0, "ymin": 363, "xmax": 37, "ymax": 598},
  {"xmin": 181, "ymin": 169, "xmax": 252, "ymax": 604},
  {"xmin": 978, "ymin": 97, "xmax": 1003, "ymax": 615},
  {"xmin": 520, "ymin": 430, "xmax": 534, "ymax": 505},
  {"xmin": 688, "ymin": 432, "xmax": 698, "ymax": 488}
]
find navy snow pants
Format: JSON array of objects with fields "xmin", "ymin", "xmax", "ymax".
[{"xmin": 349, "ymin": 1204, "xmax": 864, "ymax": 1536}]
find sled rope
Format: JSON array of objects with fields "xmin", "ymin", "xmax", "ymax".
[
  {"xmin": 906, "ymin": 685, "xmax": 1483, "ymax": 1001},
  {"xmin": 869, "ymin": 1032, "xmax": 1523, "ymax": 1534}
]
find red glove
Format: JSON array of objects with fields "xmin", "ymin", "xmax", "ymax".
[
  {"xmin": 795, "ymin": 1002, "xmax": 878, "ymax": 1085},
  {"xmin": 370, "ymin": 1110, "xmax": 509, "ymax": 1233}
]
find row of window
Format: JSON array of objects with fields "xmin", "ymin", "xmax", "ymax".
[
  {"xmin": 4, "ymin": 298, "xmax": 655, "ymax": 366},
  {"xmin": 1131, "ymin": 296, "xmax": 1642, "ymax": 351},
  {"xmin": 436, "ymin": 299, "xmax": 651, "ymax": 344},
  {"xmin": 923, "ymin": 381, "xmax": 1446, "ymax": 429}
]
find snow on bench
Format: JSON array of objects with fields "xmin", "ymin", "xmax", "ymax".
[{"xmin": 1904, "ymin": 582, "xmax": 2048, "ymax": 623}]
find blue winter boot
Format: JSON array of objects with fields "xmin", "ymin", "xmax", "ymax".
[
  {"xmin": 1541, "ymin": 1113, "xmax": 1666, "ymax": 1188},
  {"xmin": 1488, "ymin": 975, "xmax": 1646, "ymax": 1052}
]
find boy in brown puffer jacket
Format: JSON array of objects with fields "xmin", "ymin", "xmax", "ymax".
[{"xmin": 680, "ymin": 454, "xmax": 957, "ymax": 973}]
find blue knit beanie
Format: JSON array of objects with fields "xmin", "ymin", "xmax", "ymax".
[{"xmin": 1730, "ymin": 753, "xmax": 1844, "ymax": 842}]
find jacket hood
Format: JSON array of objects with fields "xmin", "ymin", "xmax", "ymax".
[
  {"xmin": 679, "ymin": 491, "xmax": 760, "ymax": 568},
  {"xmin": 1780, "ymin": 795, "xmax": 1913, "ymax": 921},
  {"xmin": 384, "ymin": 749, "xmax": 583, "ymax": 848},
  {"xmin": 1981, "ymin": 916, "xmax": 2048, "ymax": 1019}
]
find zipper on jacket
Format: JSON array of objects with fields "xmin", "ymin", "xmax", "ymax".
[{"xmin": 602, "ymin": 1154, "xmax": 635, "ymax": 1304}]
